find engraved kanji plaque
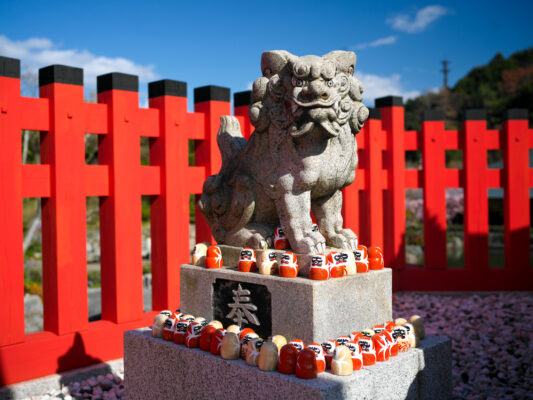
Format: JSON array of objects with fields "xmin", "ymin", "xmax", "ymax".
[{"xmin": 212, "ymin": 279, "xmax": 272, "ymax": 338}]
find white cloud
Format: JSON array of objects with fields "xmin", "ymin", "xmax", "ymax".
[
  {"xmin": 0, "ymin": 35, "xmax": 158, "ymax": 89},
  {"xmin": 353, "ymin": 36, "xmax": 397, "ymax": 50},
  {"xmin": 356, "ymin": 71, "xmax": 420, "ymax": 105},
  {"xmin": 387, "ymin": 5, "xmax": 449, "ymax": 33}
]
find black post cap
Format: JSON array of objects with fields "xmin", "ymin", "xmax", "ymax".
[
  {"xmin": 194, "ymin": 85, "xmax": 230, "ymax": 103},
  {"xmin": 97, "ymin": 73, "xmax": 138, "ymax": 93},
  {"xmin": 368, "ymin": 108, "xmax": 381, "ymax": 120},
  {"xmin": 0, "ymin": 56, "xmax": 20, "ymax": 78},
  {"xmin": 421, "ymin": 109, "xmax": 445, "ymax": 121},
  {"xmin": 148, "ymin": 79, "xmax": 187, "ymax": 98},
  {"xmin": 234, "ymin": 91, "xmax": 252, "ymax": 107},
  {"xmin": 461, "ymin": 109, "xmax": 486, "ymax": 121},
  {"xmin": 375, "ymin": 96, "xmax": 403, "ymax": 108},
  {"xmin": 503, "ymin": 109, "xmax": 528, "ymax": 121},
  {"xmin": 39, "ymin": 65, "xmax": 83, "ymax": 86}
]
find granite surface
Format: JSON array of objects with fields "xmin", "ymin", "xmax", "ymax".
[
  {"xmin": 124, "ymin": 328, "xmax": 451, "ymax": 400},
  {"xmin": 180, "ymin": 263, "xmax": 392, "ymax": 343}
]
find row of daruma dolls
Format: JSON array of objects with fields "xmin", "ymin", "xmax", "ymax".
[
  {"xmin": 192, "ymin": 228, "xmax": 384, "ymax": 279},
  {"xmin": 152, "ymin": 310, "xmax": 425, "ymax": 379}
]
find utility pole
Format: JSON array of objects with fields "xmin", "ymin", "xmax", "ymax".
[{"xmin": 441, "ymin": 60, "xmax": 450, "ymax": 89}]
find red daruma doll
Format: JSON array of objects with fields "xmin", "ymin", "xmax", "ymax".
[
  {"xmin": 354, "ymin": 245, "xmax": 369, "ymax": 273},
  {"xmin": 309, "ymin": 254, "xmax": 329, "ymax": 280},
  {"xmin": 280, "ymin": 252, "xmax": 298, "ymax": 278},
  {"xmin": 372, "ymin": 332, "xmax": 390, "ymax": 362},
  {"xmin": 162, "ymin": 316, "xmax": 177, "ymax": 341},
  {"xmin": 321, "ymin": 339, "xmax": 337, "ymax": 370},
  {"xmin": 210, "ymin": 328, "xmax": 226, "ymax": 355},
  {"xmin": 369, "ymin": 246, "xmax": 384, "ymax": 270},
  {"xmin": 383, "ymin": 329, "xmax": 398, "ymax": 357},
  {"xmin": 358, "ymin": 336, "xmax": 376, "ymax": 366},
  {"xmin": 274, "ymin": 227, "xmax": 290, "ymax": 250},
  {"xmin": 238, "ymin": 248, "xmax": 257, "ymax": 272},
  {"xmin": 199, "ymin": 324, "xmax": 218, "ymax": 352},
  {"xmin": 185, "ymin": 321, "xmax": 203, "ymax": 348},
  {"xmin": 173, "ymin": 319, "xmax": 189, "ymax": 345},
  {"xmin": 306, "ymin": 343, "xmax": 326, "ymax": 373},
  {"xmin": 205, "ymin": 245, "xmax": 223, "ymax": 269},
  {"xmin": 327, "ymin": 251, "xmax": 348, "ymax": 278},
  {"xmin": 278, "ymin": 344, "xmax": 299, "ymax": 374},
  {"xmin": 295, "ymin": 348, "xmax": 318, "ymax": 379}
]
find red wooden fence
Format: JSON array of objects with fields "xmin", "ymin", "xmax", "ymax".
[{"xmin": 0, "ymin": 56, "xmax": 531, "ymax": 385}]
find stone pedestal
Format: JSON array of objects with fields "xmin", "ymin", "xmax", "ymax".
[
  {"xmin": 180, "ymin": 264, "xmax": 392, "ymax": 343},
  {"xmin": 124, "ymin": 328, "xmax": 452, "ymax": 400}
]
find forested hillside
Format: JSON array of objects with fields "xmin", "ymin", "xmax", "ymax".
[{"xmin": 404, "ymin": 48, "xmax": 533, "ymax": 130}]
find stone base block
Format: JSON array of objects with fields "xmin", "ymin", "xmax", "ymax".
[
  {"xmin": 124, "ymin": 328, "xmax": 452, "ymax": 400},
  {"xmin": 180, "ymin": 264, "xmax": 392, "ymax": 343}
]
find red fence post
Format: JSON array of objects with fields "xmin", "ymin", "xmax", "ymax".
[
  {"xmin": 0, "ymin": 56, "xmax": 25, "ymax": 346},
  {"xmin": 148, "ymin": 80, "xmax": 188, "ymax": 311},
  {"xmin": 97, "ymin": 73, "xmax": 143, "ymax": 323},
  {"xmin": 39, "ymin": 65, "xmax": 88, "ymax": 334},
  {"xmin": 377, "ymin": 96, "xmax": 406, "ymax": 269},
  {"xmin": 463, "ymin": 110, "xmax": 489, "ymax": 275},
  {"xmin": 342, "ymin": 109, "xmax": 376, "ymax": 242},
  {"xmin": 365, "ymin": 110, "xmax": 385, "ymax": 249},
  {"xmin": 194, "ymin": 86, "xmax": 230, "ymax": 244},
  {"xmin": 502, "ymin": 109, "xmax": 530, "ymax": 273},
  {"xmin": 233, "ymin": 91, "xmax": 253, "ymax": 139},
  {"xmin": 421, "ymin": 110, "xmax": 447, "ymax": 269}
]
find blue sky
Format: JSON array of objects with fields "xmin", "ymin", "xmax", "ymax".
[{"xmin": 1, "ymin": 0, "xmax": 532, "ymax": 109}]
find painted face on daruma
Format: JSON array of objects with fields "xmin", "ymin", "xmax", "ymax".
[
  {"xmin": 321, "ymin": 340, "xmax": 336, "ymax": 355},
  {"xmin": 289, "ymin": 339, "xmax": 305, "ymax": 352},
  {"xmin": 358, "ymin": 337, "xmax": 373, "ymax": 352},
  {"xmin": 281, "ymin": 252, "xmax": 297, "ymax": 266},
  {"xmin": 274, "ymin": 227, "xmax": 290, "ymax": 250},
  {"xmin": 333, "ymin": 252, "xmax": 348, "ymax": 264},
  {"xmin": 259, "ymin": 251, "xmax": 278, "ymax": 262},
  {"xmin": 239, "ymin": 248, "xmax": 255, "ymax": 261},
  {"xmin": 336, "ymin": 336, "xmax": 350, "ymax": 346},
  {"xmin": 175, "ymin": 320, "xmax": 189, "ymax": 333},
  {"xmin": 311, "ymin": 254, "xmax": 327, "ymax": 267},
  {"xmin": 393, "ymin": 326, "xmax": 407, "ymax": 340}
]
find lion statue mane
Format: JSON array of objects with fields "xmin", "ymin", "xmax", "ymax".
[{"xmin": 199, "ymin": 50, "xmax": 369, "ymax": 254}]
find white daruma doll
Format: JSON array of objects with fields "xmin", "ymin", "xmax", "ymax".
[
  {"xmin": 192, "ymin": 243, "xmax": 208, "ymax": 266},
  {"xmin": 258, "ymin": 250, "xmax": 278, "ymax": 275}
]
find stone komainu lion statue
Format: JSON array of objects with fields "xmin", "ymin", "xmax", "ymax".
[{"xmin": 199, "ymin": 50, "xmax": 369, "ymax": 254}]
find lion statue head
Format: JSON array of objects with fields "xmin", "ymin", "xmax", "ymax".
[{"xmin": 248, "ymin": 50, "xmax": 369, "ymax": 138}]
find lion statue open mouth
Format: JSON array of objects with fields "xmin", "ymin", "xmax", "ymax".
[{"xmin": 199, "ymin": 50, "xmax": 369, "ymax": 254}]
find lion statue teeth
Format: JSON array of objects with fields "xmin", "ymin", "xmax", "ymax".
[{"xmin": 199, "ymin": 50, "xmax": 369, "ymax": 254}]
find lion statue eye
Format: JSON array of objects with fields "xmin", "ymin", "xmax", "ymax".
[
  {"xmin": 327, "ymin": 80, "xmax": 334, "ymax": 87},
  {"xmin": 296, "ymin": 79, "xmax": 304, "ymax": 87}
]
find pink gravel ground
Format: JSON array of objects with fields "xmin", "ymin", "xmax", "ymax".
[{"xmin": 393, "ymin": 292, "xmax": 533, "ymax": 400}]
